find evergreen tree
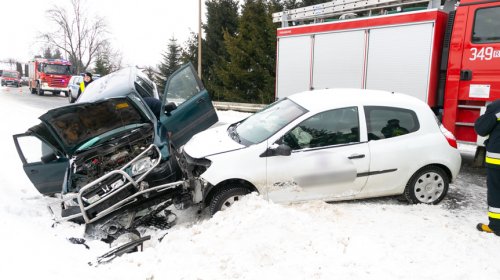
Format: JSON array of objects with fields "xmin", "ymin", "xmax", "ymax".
[
  {"xmin": 299, "ymin": 0, "xmax": 325, "ymax": 7},
  {"xmin": 43, "ymin": 47, "xmax": 53, "ymax": 59},
  {"xmin": 156, "ymin": 36, "xmax": 181, "ymax": 94},
  {"xmin": 93, "ymin": 51, "xmax": 110, "ymax": 76},
  {"xmin": 215, "ymin": 0, "xmax": 278, "ymax": 104},
  {"xmin": 204, "ymin": 0, "xmax": 239, "ymax": 100},
  {"xmin": 180, "ymin": 32, "xmax": 199, "ymax": 66},
  {"xmin": 53, "ymin": 49, "xmax": 63, "ymax": 59}
]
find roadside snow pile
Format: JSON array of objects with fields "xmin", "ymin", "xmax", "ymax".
[{"xmin": 95, "ymin": 192, "xmax": 500, "ymax": 279}]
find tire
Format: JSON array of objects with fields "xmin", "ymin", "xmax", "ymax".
[
  {"xmin": 404, "ymin": 166, "xmax": 449, "ymax": 204},
  {"xmin": 36, "ymin": 83, "xmax": 44, "ymax": 96},
  {"xmin": 473, "ymin": 146, "xmax": 486, "ymax": 167},
  {"xmin": 52, "ymin": 91, "xmax": 60, "ymax": 96},
  {"xmin": 209, "ymin": 186, "xmax": 251, "ymax": 216},
  {"xmin": 64, "ymin": 91, "xmax": 69, "ymax": 97},
  {"xmin": 68, "ymin": 90, "xmax": 75, "ymax": 103}
]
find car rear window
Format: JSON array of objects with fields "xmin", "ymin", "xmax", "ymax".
[{"xmin": 364, "ymin": 106, "xmax": 419, "ymax": 140}]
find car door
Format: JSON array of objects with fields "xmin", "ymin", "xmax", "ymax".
[
  {"xmin": 159, "ymin": 63, "xmax": 218, "ymax": 150},
  {"xmin": 13, "ymin": 132, "xmax": 68, "ymax": 195},
  {"xmin": 363, "ymin": 106, "xmax": 420, "ymax": 194},
  {"xmin": 265, "ymin": 106, "xmax": 370, "ymax": 203}
]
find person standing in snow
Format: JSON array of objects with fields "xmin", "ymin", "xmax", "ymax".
[
  {"xmin": 77, "ymin": 72, "xmax": 94, "ymax": 99},
  {"xmin": 475, "ymin": 99, "xmax": 500, "ymax": 236}
]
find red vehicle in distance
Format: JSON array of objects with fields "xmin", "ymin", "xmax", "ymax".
[
  {"xmin": 1, "ymin": 70, "xmax": 21, "ymax": 87},
  {"xmin": 28, "ymin": 58, "xmax": 72, "ymax": 96}
]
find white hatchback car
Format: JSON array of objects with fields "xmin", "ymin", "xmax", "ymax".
[{"xmin": 181, "ymin": 89, "xmax": 462, "ymax": 215}]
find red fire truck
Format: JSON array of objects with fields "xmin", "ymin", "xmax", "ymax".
[
  {"xmin": 28, "ymin": 58, "xmax": 72, "ymax": 96},
  {"xmin": 273, "ymin": 0, "xmax": 500, "ymax": 163}
]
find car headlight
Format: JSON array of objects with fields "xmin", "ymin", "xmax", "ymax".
[
  {"xmin": 42, "ymin": 82, "xmax": 48, "ymax": 87},
  {"xmin": 130, "ymin": 157, "xmax": 154, "ymax": 176}
]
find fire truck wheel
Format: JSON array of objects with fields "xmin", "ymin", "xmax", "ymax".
[
  {"xmin": 64, "ymin": 91, "xmax": 69, "ymax": 97},
  {"xmin": 36, "ymin": 83, "xmax": 44, "ymax": 96},
  {"xmin": 404, "ymin": 166, "xmax": 449, "ymax": 205}
]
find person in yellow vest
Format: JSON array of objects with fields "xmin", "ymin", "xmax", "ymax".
[{"xmin": 77, "ymin": 72, "xmax": 93, "ymax": 99}]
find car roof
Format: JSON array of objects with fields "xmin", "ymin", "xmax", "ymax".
[
  {"xmin": 77, "ymin": 67, "xmax": 138, "ymax": 103},
  {"xmin": 287, "ymin": 88, "xmax": 428, "ymax": 112}
]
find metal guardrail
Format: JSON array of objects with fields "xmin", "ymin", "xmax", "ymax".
[{"xmin": 213, "ymin": 101, "xmax": 267, "ymax": 113}]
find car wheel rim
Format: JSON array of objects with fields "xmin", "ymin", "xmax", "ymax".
[
  {"xmin": 413, "ymin": 171, "xmax": 444, "ymax": 203},
  {"xmin": 220, "ymin": 195, "xmax": 242, "ymax": 211}
]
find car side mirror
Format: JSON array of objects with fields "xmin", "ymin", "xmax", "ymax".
[
  {"xmin": 260, "ymin": 144, "xmax": 292, "ymax": 157},
  {"xmin": 164, "ymin": 102, "xmax": 177, "ymax": 116},
  {"xmin": 41, "ymin": 152, "xmax": 57, "ymax": 163}
]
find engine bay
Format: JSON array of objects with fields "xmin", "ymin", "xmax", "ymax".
[{"xmin": 68, "ymin": 124, "xmax": 155, "ymax": 192}]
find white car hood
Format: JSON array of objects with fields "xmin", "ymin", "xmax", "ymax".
[{"xmin": 183, "ymin": 124, "xmax": 245, "ymax": 158}]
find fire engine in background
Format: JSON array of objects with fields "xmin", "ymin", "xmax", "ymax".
[
  {"xmin": 28, "ymin": 58, "xmax": 72, "ymax": 96},
  {"xmin": 273, "ymin": 0, "xmax": 500, "ymax": 164}
]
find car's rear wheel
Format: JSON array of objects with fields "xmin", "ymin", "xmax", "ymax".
[
  {"xmin": 209, "ymin": 186, "xmax": 251, "ymax": 216},
  {"xmin": 404, "ymin": 166, "xmax": 449, "ymax": 204},
  {"xmin": 68, "ymin": 90, "xmax": 75, "ymax": 103}
]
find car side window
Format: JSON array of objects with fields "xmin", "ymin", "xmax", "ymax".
[
  {"xmin": 135, "ymin": 76, "xmax": 155, "ymax": 98},
  {"xmin": 283, "ymin": 107, "xmax": 360, "ymax": 150},
  {"xmin": 365, "ymin": 106, "xmax": 419, "ymax": 140},
  {"xmin": 166, "ymin": 66, "xmax": 202, "ymax": 106},
  {"xmin": 16, "ymin": 136, "xmax": 57, "ymax": 164}
]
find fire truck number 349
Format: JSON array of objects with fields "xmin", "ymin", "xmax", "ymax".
[{"xmin": 469, "ymin": 47, "xmax": 500, "ymax": 61}]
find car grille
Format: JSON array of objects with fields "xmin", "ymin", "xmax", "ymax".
[{"xmin": 47, "ymin": 76, "xmax": 67, "ymax": 87}]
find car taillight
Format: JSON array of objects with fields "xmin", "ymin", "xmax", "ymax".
[{"xmin": 439, "ymin": 124, "xmax": 458, "ymax": 148}]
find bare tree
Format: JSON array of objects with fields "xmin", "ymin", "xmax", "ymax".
[{"xmin": 41, "ymin": 0, "xmax": 108, "ymax": 73}]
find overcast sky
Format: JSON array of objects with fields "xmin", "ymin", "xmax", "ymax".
[{"xmin": 0, "ymin": 0, "xmax": 206, "ymax": 67}]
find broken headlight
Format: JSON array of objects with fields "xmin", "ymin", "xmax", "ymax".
[{"xmin": 130, "ymin": 157, "xmax": 154, "ymax": 176}]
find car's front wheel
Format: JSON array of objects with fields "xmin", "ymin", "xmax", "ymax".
[
  {"xmin": 404, "ymin": 166, "xmax": 449, "ymax": 204},
  {"xmin": 68, "ymin": 90, "xmax": 75, "ymax": 103},
  {"xmin": 209, "ymin": 187, "xmax": 250, "ymax": 216}
]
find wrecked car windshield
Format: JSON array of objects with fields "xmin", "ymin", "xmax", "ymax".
[{"xmin": 235, "ymin": 98, "xmax": 306, "ymax": 144}]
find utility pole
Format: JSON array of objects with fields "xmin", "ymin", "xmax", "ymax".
[{"xmin": 198, "ymin": 0, "xmax": 202, "ymax": 79}]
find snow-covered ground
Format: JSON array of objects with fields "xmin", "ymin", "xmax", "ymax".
[{"xmin": 1, "ymin": 88, "xmax": 499, "ymax": 279}]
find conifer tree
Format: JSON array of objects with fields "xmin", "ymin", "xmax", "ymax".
[
  {"xmin": 156, "ymin": 36, "xmax": 181, "ymax": 94},
  {"xmin": 215, "ymin": 0, "xmax": 278, "ymax": 104},
  {"xmin": 204, "ymin": 0, "xmax": 239, "ymax": 99}
]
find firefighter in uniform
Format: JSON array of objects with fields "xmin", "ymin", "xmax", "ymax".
[
  {"xmin": 475, "ymin": 99, "xmax": 500, "ymax": 236},
  {"xmin": 77, "ymin": 72, "xmax": 93, "ymax": 98}
]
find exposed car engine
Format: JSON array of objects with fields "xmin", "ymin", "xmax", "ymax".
[{"xmin": 68, "ymin": 124, "xmax": 155, "ymax": 193}]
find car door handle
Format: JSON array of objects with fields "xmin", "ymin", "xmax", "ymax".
[
  {"xmin": 460, "ymin": 69, "xmax": 472, "ymax": 81},
  {"xmin": 30, "ymin": 169, "xmax": 39, "ymax": 174},
  {"xmin": 348, "ymin": 154, "xmax": 365, "ymax": 159},
  {"xmin": 196, "ymin": 98, "xmax": 205, "ymax": 104}
]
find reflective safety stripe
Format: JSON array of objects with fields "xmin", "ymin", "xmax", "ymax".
[
  {"xmin": 486, "ymin": 157, "xmax": 500, "ymax": 165},
  {"xmin": 486, "ymin": 152, "xmax": 500, "ymax": 165},
  {"xmin": 80, "ymin": 82, "xmax": 85, "ymax": 93},
  {"xmin": 486, "ymin": 152, "xmax": 500, "ymax": 159},
  {"xmin": 489, "ymin": 206, "xmax": 500, "ymax": 213},
  {"xmin": 488, "ymin": 211, "xmax": 500, "ymax": 219},
  {"xmin": 496, "ymin": 112, "xmax": 500, "ymax": 118}
]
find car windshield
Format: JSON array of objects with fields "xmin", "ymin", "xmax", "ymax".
[
  {"xmin": 43, "ymin": 64, "xmax": 71, "ymax": 75},
  {"xmin": 233, "ymin": 98, "xmax": 307, "ymax": 144},
  {"xmin": 2, "ymin": 71, "xmax": 18, "ymax": 78}
]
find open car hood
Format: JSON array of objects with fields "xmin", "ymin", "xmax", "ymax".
[{"xmin": 37, "ymin": 97, "xmax": 151, "ymax": 156}]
